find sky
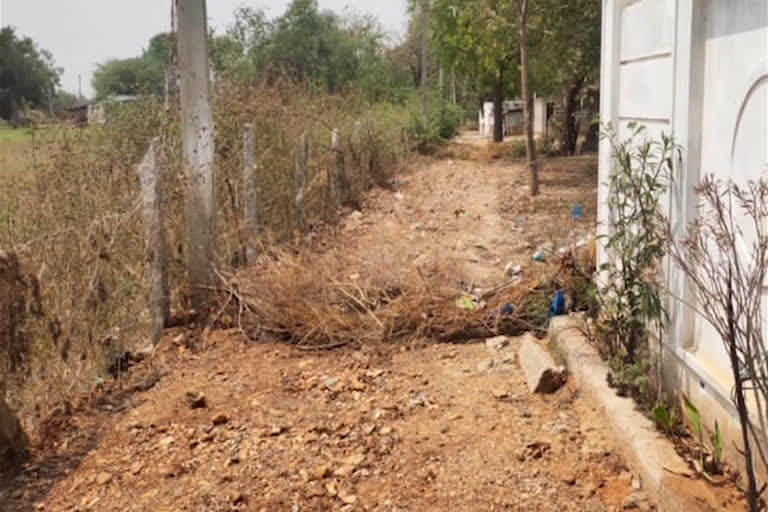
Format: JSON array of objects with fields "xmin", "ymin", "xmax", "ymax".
[{"xmin": 0, "ymin": 0, "xmax": 408, "ymax": 97}]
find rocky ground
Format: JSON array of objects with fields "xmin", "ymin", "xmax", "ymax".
[
  {"xmin": 0, "ymin": 139, "xmax": 670, "ymax": 511},
  {"xmin": 2, "ymin": 332, "xmax": 650, "ymax": 512}
]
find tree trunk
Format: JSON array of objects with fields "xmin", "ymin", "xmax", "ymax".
[
  {"xmin": 451, "ymin": 69, "xmax": 457, "ymax": 104},
  {"xmin": 563, "ymin": 76, "xmax": 585, "ymax": 156},
  {"xmin": 726, "ymin": 270, "xmax": 761, "ymax": 512},
  {"xmin": 420, "ymin": 0, "xmax": 430, "ymax": 129},
  {"xmin": 177, "ymin": 0, "xmax": 216, "ymax": 307},
  {"xmin": 493, "ymin": 71, "xmax": 505, "ymax": 143},
  {"xmin": 520, "ymin": 0, "xmax": 539, "ymax": 196}
]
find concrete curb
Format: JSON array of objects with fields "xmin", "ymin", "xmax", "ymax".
[{"xmin": 549, "ymin": 316, "xmax": 714, "ymax": 512}]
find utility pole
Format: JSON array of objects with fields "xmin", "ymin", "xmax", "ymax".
[
  {"xmin": 420, "ymin": 0, "xmax": 430, "ymax": 129},
  {"xmin": 78, "ymin": 74, "xmax": 82, "ymax": 100},
  {"xmin": 176, "ymin": 0, "xmax": 216, "ymax": 307}
]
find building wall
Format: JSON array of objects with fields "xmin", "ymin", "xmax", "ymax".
[
  {"xmin": 599, "ymin": 0, "xmax": 768, "ymax": 476},
  {"xmin": 478, "ymin": 98, "xmax": 548, "ymax": 139}
]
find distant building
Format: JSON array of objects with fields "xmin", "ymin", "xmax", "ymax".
[
  {"xmin": 87, "ymin": 95, "xmax": 139, "ymax": 125},
  {"xmin": 478, "ymin": 95, "xmax": 550, "ymax": 139},
  {"xmin": 60, "ymin": 102, "xmax": 91, "ymax": 126}
]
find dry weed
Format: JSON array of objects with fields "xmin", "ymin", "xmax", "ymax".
[
  {"xmin": 230, "ymin": 245, "xmax": 591, "ymax": 349},
  {"xmin": 0, "ymin": 82, "xmax": 411, "ymax": 424}
]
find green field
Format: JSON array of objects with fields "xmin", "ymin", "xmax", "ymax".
[
  {"xmin": 0, "ymin": 124, "xmax": 66, "ymax": 181},
  {"xmin": 0, "ymin": 125, "xmax": 35, "ymax": 180}
]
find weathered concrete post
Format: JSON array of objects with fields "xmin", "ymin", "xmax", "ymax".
[
  {"xmin": 294, "ymin": 132, "xmax": 308, "ymax": 228},
  {"xmin": 176, "ymin": 0, "xmax": 216, "ymax": 304},
  {"xmin": 243, "ymin": 123, "xmax": 258, "ymax": 263},
  {"xmin": 330, "ymin": 128, "xmax": 346, "ymax": 210},
  {"xmin": 420, "ymin": 0, "xmax": 430, "ymax": 129},
  {"xmin": 353, "ymin": 121, "xmax": 362, "ymax": 145},
  {"xmin": 137, "ymin": 137, "xmax": 170, "ymax": 344}
]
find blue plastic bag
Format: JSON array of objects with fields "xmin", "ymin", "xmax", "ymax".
[{"xmin": 550, "ymin": 289, "xmax": 566, "ymax": 316}]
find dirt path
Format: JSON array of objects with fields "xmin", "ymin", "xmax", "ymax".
[{"xmin": 0, "ymin": 139, "xmax": 646, "ymax": 512}]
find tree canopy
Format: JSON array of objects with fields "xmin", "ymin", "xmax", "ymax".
[
  {"xmin": 0, "ymin": 27, "xmax": 61, "ymax": 121},
  {"xmin": 431, "ymin": 0, "xmax": 601, "ymax": 148},
  {"xmin": 212, "ymin": 0, "xmax": 410, "ymax": 100},
  {"xmin": 431, "ymin": 0, "xmax": 524, "ymax": 141},
  {"xmin": 91, "ymin": 33, "xmax": 171, "ymax": 99}
]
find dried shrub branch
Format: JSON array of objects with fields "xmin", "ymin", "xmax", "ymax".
[{"xmin": 666, "ymin": 175, "xmax": 768, "ymax": 511}]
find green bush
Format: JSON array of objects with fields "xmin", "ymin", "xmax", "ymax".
[
  {"xmin": 408, "ymin": 95, "xmax": 464, "ymax": 154},
  {"xmin": 508, "ymin": 139, "xmax": 527, "ymax": 158}
]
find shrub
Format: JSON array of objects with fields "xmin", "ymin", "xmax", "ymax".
[
  {"xmin": 408, "ymin": 94, "xmax": 464, "ymax": 154},
  {"xmin": 595, "ymin": 123, "xmax": 678, "ymax": 364},
  {"xmin": 591, "ymin": 123, "xmax": 679, "ymax": 411}
]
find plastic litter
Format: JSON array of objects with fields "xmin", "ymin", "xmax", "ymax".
[
  {"xmin": 456, "ymin": 295, "xmax": 486, "ymax": 311},
  {"xmin": 572, "ymin": 204, "xmax": 583, "ymax": 221},
  {"xmin": 550, "ymin": 289, "xmax": 566, "ymax": 316}
]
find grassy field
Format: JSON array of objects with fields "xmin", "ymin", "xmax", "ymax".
[
  {"xmin": 0, "ymin": 124, "xmax": 67, "ymax": 182},
  {"xmin": 0, "ymin": 124, "xmax": 36, "ymax": 180}
]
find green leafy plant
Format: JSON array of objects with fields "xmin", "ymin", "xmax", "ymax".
[
  {"xmin": 652, "ymin": 400, "xmax": 680, "ymax": 436},
  {"xmin": 594, "ymin": 124, "xmax": 680, "ymax": 410},
  {"xmin": 710, "ymin": 419, "xmax": 724, "ymax": 472},
  {"xmin": 683, "ymin": 395, "xmax": 726, "ymax": 476},
  {"xmin": 607, "ymin": 356, "xmax": 653, "ymax": 404},
  {"xmin": 683, "ymin": 394, "xmax": 704, "ymax": 457},
  {"xmin": 408, "ymin": 96, "xmax": 462, "ymax": 154},
  {"xmin": 597, "ymin": 123, "xmax": 679, "ymax": 363}
]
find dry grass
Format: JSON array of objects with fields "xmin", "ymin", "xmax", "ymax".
[
  {"xmin": 0, "ymin": 83, "xmax": 413, "ymax": 424},
  {"xmin": 227, "ymin": 242, "xmax": 594, "ymax": 350}
]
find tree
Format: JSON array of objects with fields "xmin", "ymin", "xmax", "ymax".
[
  {"xmin": 432, "ymin": 0, "xmax": 521, "ymax": 143},
  {"xmin": 213, "ymin": 1, "xmax": 401, "ymax": 100},
  {"xmin": 212, "ymin": 7, "xmax": 272, "ymax": 81},
  {"xmin": 0, "ymin": 27, "xmax": 61, "ymax": 121},
  {"xmin": 92, "ymin": 33, "xmax": 172, "ymax": 99},
  {"xmin": 538, "ymin": 0, "xmax": 601, "ymax": 155},
  {"xmin": 520, "ymin": 0, "xmax": 538, "ymax": 195}
]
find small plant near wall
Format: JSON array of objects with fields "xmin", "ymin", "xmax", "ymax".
[
  {"xmin": 681, "ymin": 394, "xmax": 727, "ymax": 481},
  {"xmin": 592, "ymin": 123, "xmax": 680, "ymax": 408}
]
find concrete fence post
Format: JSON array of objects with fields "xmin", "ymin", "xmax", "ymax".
[
  {"xmin": 243, "ymin": 123, "xmax": 258, "ymax": 262},
  {"xmin": 330, "ymin": 128, "xmax": 346, "ymax": 210},
  {"xmin": 137, "ymin": 137, "xmax": 170, "ymax": 344},
  {"xmin": 353, "ymin": 121, "xmax": 362, "ymax": 146},
  {"xmin": 294, "ymin": 132, "xmax": 309, "ymax": 228}
]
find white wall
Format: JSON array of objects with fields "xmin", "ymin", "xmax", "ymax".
[
  {"xmin": 693, "ymin": 0, "xmax": 768, "ymax": 384},
  {"xmin": 479, "ymin": 99, "xmax": 547, "ymax": 139},
  {"xmin": 600, "ymin": 0, "xmax": 768, "ymax": 473},
  {"xmin": 534, "ymin": 96, "xmax": 547, "ymax": 136}
]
